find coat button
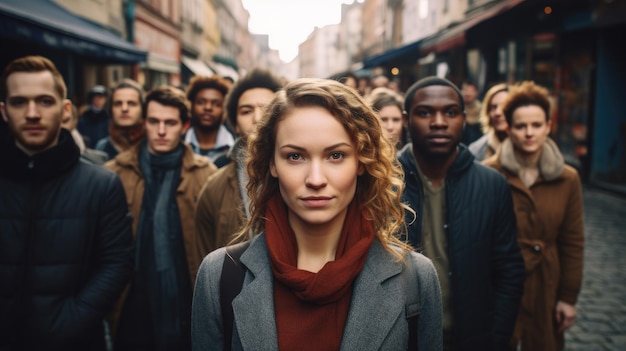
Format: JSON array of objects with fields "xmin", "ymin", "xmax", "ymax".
[{"xmin": 534, "ymin": 245, "xmax": 541, "ymax": 252}]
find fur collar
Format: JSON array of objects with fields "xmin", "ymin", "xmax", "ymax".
[{"xmin": 499, "ymin": 137, "xmax": 564, "ymax": 181}]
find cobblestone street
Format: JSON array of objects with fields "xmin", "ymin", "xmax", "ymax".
[{"xmin": 565, "ymin": 186, "xmax": 626, "ymax": 351}]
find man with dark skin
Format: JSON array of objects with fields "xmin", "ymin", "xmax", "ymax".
[
  {"xmin": 184, "ymin": 76, "xmax": 234, "ymax": 165},
  {"xmin": 398, "ymin": 76, "xmax": 524, "ymax": 351}
]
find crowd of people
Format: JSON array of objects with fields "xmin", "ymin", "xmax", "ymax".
[{"xmin": 0, "ymin": 54, "xmax": 584, "ymax": 351}]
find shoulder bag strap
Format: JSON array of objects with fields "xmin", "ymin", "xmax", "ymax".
[
  {"xmin": 220, "ymin": 240, "xmax": 251, "ymax": 351},
  {"xmin": 404, "ymin": 254, "xmax": 421, "ymax": 350}
]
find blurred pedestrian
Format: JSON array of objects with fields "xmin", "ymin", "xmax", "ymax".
[
  {"xmin": 366, "ymin": 86, "xmax": 408, "ymax": 149},
  {"xmin": 483, "ymin": 81, "xmax": 584, "ymax": 351},
  {"xmin": 339, "ymin": 71, "xmax": 357, "ymax": 90},
  {"xmin": 78, "ymin": 84, "xmax": 109, "ymax": 147},
  {"xmin": 195, "ymin": 68, "xmax": 283, "ymax": 257},
  {"xmin": 95, "ymin": 79, "xmax": 145, "ymax": 160},
  {"xmin": 192, "ymin": 78, "xmax": 443, "ymax": 350},
  {"xmin": 357, "ymin": 75, "xmax": 370, "ymax": 97},
  {"xmin": 106, "ymin": 86, "xmax": 217, "ymax": 351},
  {"xmin": 469, "ymin": 83, "xmax": 509, "ymax": 161},
  {"xmin": 399, "ymin": 76, "xmax": 524, "ymax": 350},
  {"xmin": 0, "ymin": 55, "xmax": 133, "ymax": 350},
  {"xmin": 460, "ymin": 80, "xmax": 483, "ymax": 145},
  {"xmin": 184, "ymin": 75, "xmax": 235, "ymax": 164},
  {"xmin": 371, "ymin": 73, "xmax": 390, "ymax": 90},
  {"xmin": 61, "ymin": 100, "xmax": 108, "ymax": 164}
]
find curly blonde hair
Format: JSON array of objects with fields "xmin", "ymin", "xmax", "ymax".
[{"xmin": 237, "ymin": 78, "xmax": 413, "ymax": 261}]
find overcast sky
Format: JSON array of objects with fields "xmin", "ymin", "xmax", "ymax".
[{"xmin": 242, "ymin": 0, "xmax": 359, "ymax": 62}]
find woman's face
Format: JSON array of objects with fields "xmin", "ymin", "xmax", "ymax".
[
  {"xmin": 377, "ymin": 104, "xmax": 404, "ymax": 147},
  {"xmin": 508, "ymin": 104, "xmax": 550, "ymax": 157},
  {"xmin": 270, "ymin": 106, "xmax": 363, "ymax": 235},
  {"xmin": 488, "ymin": 91, "xmax": 509, "ymax": 132}
]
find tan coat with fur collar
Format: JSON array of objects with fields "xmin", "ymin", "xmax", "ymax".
[{"xmin": 484, "ymin": 138, "xmax": 584, "ymax": 351}]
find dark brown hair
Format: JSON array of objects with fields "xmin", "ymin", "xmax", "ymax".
[
  {"xmin": 144, "ymin": 86, "xmax": 190, "ymax": 124},
  {"xmin": 185, "ymin": 75, "xmax": 230, "ymax": 104},
  {"xmin": 108, "ymin": 78, "xmax": 145, "ymax": 119}
]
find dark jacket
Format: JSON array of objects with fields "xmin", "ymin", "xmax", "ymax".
[
  {"xmin": 78, "ymin": 108, "xmax": 109, "ymax": 148},
  {"xmin": 0, "ymin": 129, "xmax": 134, "ymax": 351},
  {"xmin": 398, "ymin": 143, "xmax": 524, "ymax": 351}
]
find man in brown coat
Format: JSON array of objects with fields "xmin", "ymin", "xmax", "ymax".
[
  {"xmin": 106, "ymin": 86, "xmax": 216, "ymax": 351},
  {"xmin": 195, "ymin": 68, "xmax": 283, "ymax": 258}
]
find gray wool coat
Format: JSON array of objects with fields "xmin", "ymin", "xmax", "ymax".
[{"xmin": 192, "ymin": 233, "xmax": 443, "ymax": 351}]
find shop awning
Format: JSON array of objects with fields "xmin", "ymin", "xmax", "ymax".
[
  {"xmin": 0, "ymin": 0, "xmax": 146, "ymax": 63},
  {"xmin": 208, "ymin": 61, "xmax": 239, "ymax": 81},
  {"xmin": 143, "ymin": 54, "xmax": 180, "ymax": 74},
  {"xmin": 362, "ymin": 40, "xmax": 422, "ymax": 68},
  {"xmin": 182, "ymin": 56, "xmax": 214, "ymax": 77},
  {"xmin": 419, "ymin": 0, "xmax": 525, "ymax": 54}
]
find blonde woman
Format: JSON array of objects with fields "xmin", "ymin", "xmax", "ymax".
[
  {"xmin": 469, "ymin": 83, "xmax": 509, "ymax": 161},
  {"xmin": 192, "ymin": 78, "xmax": 442, "ymax": 350}
]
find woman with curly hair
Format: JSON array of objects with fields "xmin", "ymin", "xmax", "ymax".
[{"xmin": 192, "ymin": 78, "xmax": 442, "ymax": 350}]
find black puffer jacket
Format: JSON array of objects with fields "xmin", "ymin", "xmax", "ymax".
[
  {"xmin": 0, "ymin": 129, "xmax": 134, "ymax": 350},
  {"xmin": 398, "ymin": 144, "xmax": 524, "ymax": 351}
]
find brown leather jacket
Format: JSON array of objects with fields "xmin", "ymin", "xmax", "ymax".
[{"xmin": 195, "ymin": 160, "xmax": 246, "ymax": 260}]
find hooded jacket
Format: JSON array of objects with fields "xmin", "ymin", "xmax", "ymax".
[
  {"xmin": 0, "ymin": 129, "xmax": 134, "ymax": 350},
  {"xmin": 397, "ymin": 143, "xmax": 524, "ymax": 350}
]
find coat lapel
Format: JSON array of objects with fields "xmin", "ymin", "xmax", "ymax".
[
  {"xmin": 232, "ymin": 236, "xmax": 279, "ymax": 350},
  {"xmin": 341, "ymin": 241, "xmax": 405, "ymax": 350},
  {"xmin": 232, "ymin": 237, "xmax": 405, "ymax": 351}
]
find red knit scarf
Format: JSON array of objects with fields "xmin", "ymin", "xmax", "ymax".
[
  {"xmin": 264, "ymin": 194, "xmax": 375, "ymax": 351},
  {"xmin": 109, "ymin": 121, "xmax": 145, "ymax": 151}
]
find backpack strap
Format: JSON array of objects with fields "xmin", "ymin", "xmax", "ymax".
[
  {"xmin": 404, "ymin": 254, "xmax": 421, "ymax": 350},
  {"xmin": 220, "ymin": 240, "xmax": 251, "ymax": 351}
]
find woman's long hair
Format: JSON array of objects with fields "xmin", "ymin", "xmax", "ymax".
[{"xmin": 236, "ymin": 78, "xmax": 413, "ymax": 261}]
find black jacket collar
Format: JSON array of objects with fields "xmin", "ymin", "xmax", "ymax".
[{"xmin": 0, "ymin": 128, "xmax": 81, "ymax": 182}]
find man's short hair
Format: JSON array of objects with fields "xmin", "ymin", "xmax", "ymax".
[
  {"xmin": 108, "ymin": 78, "xmax": 145, "ymax": 119},
  {"xmin": 224, "ymin": 68, "xmax": 283, "ymax": 130},
  {"xmin": 185, "ymin": 75, "xmax": 231, "ymax": 103},
  {"xmin": 1, "ymin": 55, "xmax": 67, "ymax": 101},
  {"xmin": 403, "ymin": 76, "xmax": 465, "ymax": 115},
  {"xmin": 144, "ymin": 86, "xmax": 190, "ymax": 124},
  {"xmin": 461, "ymin": 80, "xmax": 478, "ymax": 89}
]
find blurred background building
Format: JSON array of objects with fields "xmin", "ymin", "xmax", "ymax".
[{"xmin": 0, "ymin": 0, "xmax": 624, "ymax": 193}]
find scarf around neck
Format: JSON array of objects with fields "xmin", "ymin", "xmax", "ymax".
[
  {"xmin": 264, "ymin": 194, "xmax": 375, "ymax": 350},
  {"xmin": 109, "ymin": 121, "xmax": 145, "ymax": 152},
  {"xmin": 137, "ymin": 142, "xmax": 184, "ymax": 287}
]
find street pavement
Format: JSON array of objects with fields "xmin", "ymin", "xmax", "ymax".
[{"xmin": 565, "ymin": 186, "xmax": 626, "ymax": 351}]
